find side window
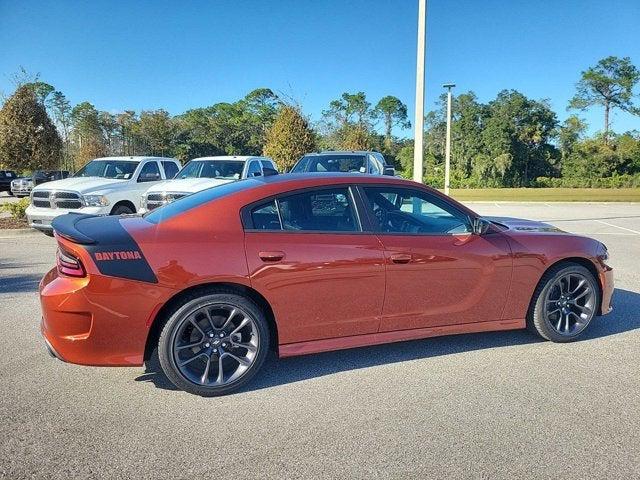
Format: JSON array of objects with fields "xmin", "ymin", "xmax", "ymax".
[
  {"xmin": 277, "ymin": 188, "xmax": 359, "ymax": 232},
  {"xmin": 261, "ymin": 159, "xmax": 277, "ymax": 171},
  {"xmin": 363, "ymin": 187, "xmax": 471, "ymax": 235},
  {"xmin": 250, "ymin": 200, "xmax": 281, "ymax": 230},
  {"xmin": 368, "ymin": 155, "xmax": 382, "ymax": 175},
  {"xmin": 138, "ymin": 161, "xmax": 161, "ymax": 182},
  {"xmin": 246, "ymin": 161, "xmax": 262, "ymax": 177},
  {"xmin": 162, "ymin": 161, "xmax": 179, "ymax": 179}
]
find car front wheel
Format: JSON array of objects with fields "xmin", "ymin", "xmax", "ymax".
[
  {"xmin": 528, "ymin": 263, "xmax": 600, "ymax": 342},
  {"xmin": 158, "ymin": 290, "xmax": 269, "ymax": 396}
]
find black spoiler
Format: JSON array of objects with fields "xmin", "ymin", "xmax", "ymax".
[{"xmin": 51, "ymin": 213, "xmax": 97, "ymax": 244}]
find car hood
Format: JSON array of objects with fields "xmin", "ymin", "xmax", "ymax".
[
  {"xmin": 485, "ymin": 216, "xmax": 566, "ymax": 233},
  {"xmin": 144, "ymin": 177, "xmax": 234, "ymax": 194},
  {"xmin": 31, "ymin": 177, "xmax": 127, "ymax": 194}
]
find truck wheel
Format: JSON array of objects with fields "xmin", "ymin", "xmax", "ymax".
[{"xmin": 111, "ymin": 204, "xmax": 134, "ymax": 215}]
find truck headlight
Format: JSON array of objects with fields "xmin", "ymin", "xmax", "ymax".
[{"xmin": 82, "ymin": 194, "xmax": 110, "ymax": 207}]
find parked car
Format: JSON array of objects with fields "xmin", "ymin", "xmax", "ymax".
[
  {"xmin": 0, "ymin": 170, "xmax": 18, "ymax": 195},
  {"xmin": 41, "ymin": 173, "xmax": 613, "ymax": 396},
  {"xmin": 10, "ymin": 170, "xmax": 70, "ymax": 197},
  {"xmin": 290, "ymin": 150, "xmax": 395, "ymax": 175},
  {"xmin": 140, "ymin": 155, "xmax": 277, "ymax": 212},
  {"xmin": 26, "ymin": 156, "xmax": 180, "ymax": 234}
]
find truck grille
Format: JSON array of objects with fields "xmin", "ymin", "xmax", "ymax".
[
  {"xmin": 31, "ymin": 190, "xmax": 83, "ymax": 209},
  {"xmin": 145, "ymin": 192, "xmax": 187, "ymax": 211}
]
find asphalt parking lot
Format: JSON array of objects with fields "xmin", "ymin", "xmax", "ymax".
[{"xmin": 1, "ymin": 201, "xmax": 639, "ymax": 479}]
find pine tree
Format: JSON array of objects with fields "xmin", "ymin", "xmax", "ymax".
[
  {"xmin": 263, "ymin": 106, "xmax": 316, "ymax": 171},
  {"xmin": 0, "ymin": 85, "xmax": 62, "ymax": 171}
]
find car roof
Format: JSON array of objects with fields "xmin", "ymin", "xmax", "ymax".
[
  {"xmin": 304, "ymin": 151, "xmax": 379, "ymax": 156},
  {"xmin": 92, "ymin": 156, "xmax": 176, "ymax": 162},
  {"xmin": 190, "ymin": 156, "xmax": 264, "ymax": 162}
]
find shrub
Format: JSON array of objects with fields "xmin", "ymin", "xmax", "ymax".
[{"xmin": 0, "ymin": 197, "xmax": 30, "ymax": 219}]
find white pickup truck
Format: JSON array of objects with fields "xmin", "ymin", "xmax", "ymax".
[
  {"xmin": 26, "ymin": 156, "xmax": 180, "ymax": 234},
  {"xmin": 139, "ymin": 155, "xmax": 277, "ymax": 212}
]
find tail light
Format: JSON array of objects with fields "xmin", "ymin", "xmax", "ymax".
[{"xmin": 57, "ymin": 248, "xmax": 86, "ymax": 277}]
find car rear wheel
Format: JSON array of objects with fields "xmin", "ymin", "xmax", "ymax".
[
  {"xmin": 528, "ymin": 263, "xmax": 599, "ymax": 342},
  {"xmin": 158, "ymin": 290, "xmax": 269, "ymax": 396}
]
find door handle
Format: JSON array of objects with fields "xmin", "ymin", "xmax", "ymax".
[
  {"xmin": 259, "ymin": 251, "xmax": 285, "ymax": 262},
  {"xmin": 390, "ymin": 253, "xmax": 412, "ymax": 264}
]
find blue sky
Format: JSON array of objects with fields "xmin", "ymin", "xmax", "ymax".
[{"xmin": 1, "ymin": 0, "xmax": 639, "ymax": 136}]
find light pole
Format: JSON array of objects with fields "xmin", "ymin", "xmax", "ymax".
[
  {"xmin": 413, "ymin": 0, "xmax": 427, "ymax": 183},
  {"xmin": 442, "ymin": 83, "xmax": 455, "ymax": 195}
]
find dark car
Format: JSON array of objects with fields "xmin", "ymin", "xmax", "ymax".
[
  {"xmin": 290, "ymin": 151, "xmax": 395, "ymax": 176},
  {"xmin": 11, "ymin": 170, "xmax": 70, "ymax": 197},
  {"xmin": 0, "ymin": 170, "xmax": 18, "ymax": 195},
  {"xmin": 33, "ymin": 170, "xmax": 70, "ymax": 185}
]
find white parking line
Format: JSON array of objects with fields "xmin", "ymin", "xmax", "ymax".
[{"xmin": 595, "ymin": 220, "xmax": 640, "ymax": 235}]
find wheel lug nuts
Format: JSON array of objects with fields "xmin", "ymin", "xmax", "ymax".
[
  {"xmin": 219, "ymin": 333, "xmax": 224, "ymax": 338},
  {"xmin": 209, "ymin": 333, "xmax": 214, "ymax": 338},
  {"xmin": 205, "ymin": 343, "xmax": 210, "ymax": 347},
  {"xmin": 213, "ymin": 349, "xmax": 218, "ymax": 353},
  {"xmin": 222, "ymin": 343, "xmax": 227, "ymax": 347}
]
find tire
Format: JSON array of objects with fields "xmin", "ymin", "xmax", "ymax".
[
  {"xmin": 7, "ymin": 191, "xmax": 14, "ymax": 196},
  {"xmin": 527, "ymin": 263, "xmax": 600, "ymax": 342},
  {"xmin": 111, "ymin": 204, "xmax": 134, "ymax": 215},
  {"xmin": 158, "ymin": 289, "xmax": 270, "ymax": 396}
]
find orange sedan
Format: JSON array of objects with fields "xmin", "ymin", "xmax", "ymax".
[{"xmin": 40, "ymin": 174, "xmax": 614, "ymax": 396}]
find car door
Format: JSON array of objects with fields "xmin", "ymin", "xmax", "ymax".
[
  {"xmin": 358, "ymin": 185, "xmax": 512, "ymax": 332},
  {"xmin": 134, "ymin": 160, "xmax": 163, "ymax": 195},
  {"xmin": 243, "ymin": 185, "xmax": 386, "ymax": 344}
]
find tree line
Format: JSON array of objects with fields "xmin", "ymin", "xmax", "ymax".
[{"xmin": 0, "ymin": 56, "xmax": 638, "ymax": 187}]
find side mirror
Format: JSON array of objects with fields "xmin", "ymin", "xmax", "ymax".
[
  {"xmin": 263, "ymin": 167, "xmax": 278, "ymax": 177},
  {"xmin": 383, "ymin": 166, "xmax": 396, "ymax": 176},
  {"xmin": 471, "ymin": 217, "xmax": 491, "ymax": 235},
  {"xmin": 138, "ymin": 173, "xmax": 161, "ymax": 183}
]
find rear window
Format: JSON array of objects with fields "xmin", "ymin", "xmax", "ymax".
[{"xmin": 145, "ymin": 178, "xmax": 261, "ymax": 224}]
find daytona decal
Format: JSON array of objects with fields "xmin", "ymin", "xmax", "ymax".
[{"xmin": 94, "ymin": 251, "xmax": 143, "ymax": 261}]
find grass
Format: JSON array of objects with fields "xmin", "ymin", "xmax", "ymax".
[{"xmin": 447, "ymin": 188, "xmax": 640, "ymax": 202}]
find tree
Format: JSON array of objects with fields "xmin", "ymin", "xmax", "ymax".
[
  {"xmin": 558, "ymin": 115, "xmax": 588, "ymax": 157},
  {"xmin": 321, "ymin": 92, "xmax": 377, "ymax": 150},
  {"xmin": 569, "ymin": 56, "xmax": 640, "ymax": 142},
  {"xmin": 374, "ymin": 96, "xmax": 410, "ymax": 152},
  {"xmin": 50, "ymin": 91, "xmax": 73, "ymax": 170},
  {"xmin": 263, "ymin": 106, "xmax": 316, "ymax": 172},
  {"xmin": 0, "ymin": 85, "xmax": 62, "ymax": 171},
  {"xmin": 25, "ymin": 81, "xmax": 55, "ymax": 107},
  {"xmin": 133, "ymin": 109, "xmax": 176, "ymax": 156},
  {"xmin": 71, "ymin": 102, "xmax": 106, "ymax": 166}
]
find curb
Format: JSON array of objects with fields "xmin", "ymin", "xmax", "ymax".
[{"xmin": 0, "ymin": 228, "xmax": 40, "ymax": 238}]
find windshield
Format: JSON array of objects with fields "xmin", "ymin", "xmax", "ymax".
[
  {"xmin": 74, "ymin": 160, "xmax": 139, "ymax": 179},
  {"xmin": 291, "ymin": 154, "xmax": 366, "ymax": 173},
  {"xmin": 176, "ymin": 160, "xmax": 244, "ymax": 180}
]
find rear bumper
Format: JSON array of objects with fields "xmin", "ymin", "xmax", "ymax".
[{"xmin": 39, "ymin": 267, "xmax": 173, "ymax": 366}]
